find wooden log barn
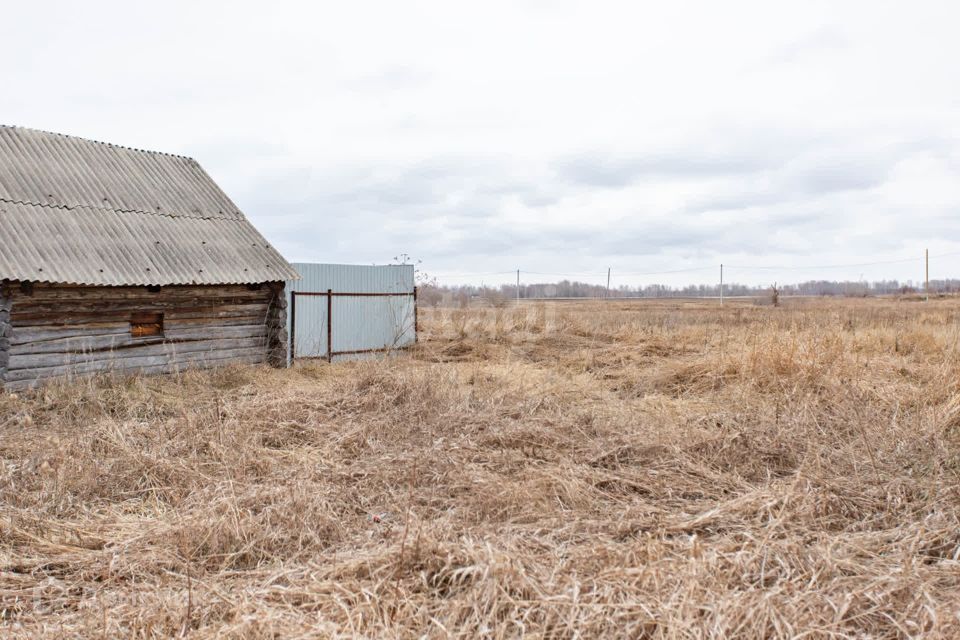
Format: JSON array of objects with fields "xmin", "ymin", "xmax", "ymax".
[{"xmin": 0, "ymin": 126, "xmax": 299, "ymax": 391}]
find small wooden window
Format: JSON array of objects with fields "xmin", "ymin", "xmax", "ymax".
[{"xmin": 130, "ymin": 312, "xmax": 164, "ymax": 338}]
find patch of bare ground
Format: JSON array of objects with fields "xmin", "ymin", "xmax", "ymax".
[{"xmin": 2, "ymin": 296, "xmax": 960, "ymax": 637}]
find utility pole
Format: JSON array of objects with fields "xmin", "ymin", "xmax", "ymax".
[
  {"xmin": 516, "ymin": 269, "xmax": 520, "ymax": 305},
  {"xmin": 925, "ymin": 248, "xmax": 930, "ymax": 301},
  {"xmin": 606, "ymin": 267, "xmax": 611, "ymax": 300},
  {"xmin": 720, "ymin": 263, "xmax": 724, "ymax": 306}
]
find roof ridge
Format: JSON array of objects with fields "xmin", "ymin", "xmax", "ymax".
[
  {"xmin": 0, "ymin": 124, "xmax": 198, "ymax": 162},
  {"xmin": 0, "ymin": 195, "xmax": 245, "ymax": 222}
]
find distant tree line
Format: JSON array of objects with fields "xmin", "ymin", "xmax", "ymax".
[{"xmin": 417, "ymin": 278, "xmax": 960, "ymax": 307}]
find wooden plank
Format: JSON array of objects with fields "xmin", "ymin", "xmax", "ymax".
[
  {"xmin": 3, "ymin": 351, "xmax": 268, "ymax": 391},
  {"xmin": 165, "ymin": 305, "xmax": 269, "ymax": 320},
  {"xmin": 13, "ymin": 332, "xmax": 147, "ymax": 355},
  {"xmin": 12, "ymin": 325, "xmax": 267, "ymax": 355},
  {"xmin": 165, "ymin": 317, "xmax": 268, "ymax": 330},
  {"xmin": 12, "ymin": 285, "xmax": 272, "ymax": 303},
  {"xmin": 5, "ymin": 345, "xmax": 268, "ymax": 382},
  {"xmin": 11, "ymin": 316, "xmax": 269, "ymax": 344},
  {"xmin": 12, "ymin": 300, "xmax": 271, "ymax": 317},
  {"xmin": 10, "ymin": 325, "xmax": 131, "ymax": 346},
  {"xmin": 166, "ymin": 325, "xmax": 266, "ymax": 342},
  {"xmin": 166, "ymin": 323, "xmax": 267, "ymax": 341},
  {"xmin": 8, "ymin": 337, "xmax": 267, "ymax": 370},
  {"xmin": 7, "ymin": 347, "xmax": 269, "ymax": 384},
  {"xmin": 13, "ymin": 304, "xmax": 269, "ymax": 326}
]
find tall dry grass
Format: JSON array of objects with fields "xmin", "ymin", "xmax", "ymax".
[{"xmin": 2, "ymin": 296, "xmax": 960, "ymax": 638}]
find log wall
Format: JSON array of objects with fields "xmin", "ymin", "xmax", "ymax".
[
  {"xmin": 0, "ymin": 284, "xmax": 11, "ymax": 387},
  {"xmin": 265, "ymin": 283, "xmax": 288, "ymax": 368},
  {"xmin": 3, "ymin": 283, "xmax": 287, "ymax": 391}
]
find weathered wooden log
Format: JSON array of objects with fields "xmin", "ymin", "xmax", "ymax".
[
  {"xmin": 11, "ymin": 324, "xmax": 267, "ymax": 355},
  {"xmin": 5, "ymin": 345, "xmax": 268, "ymax": 382},
  {"xmin": 8, "ymin": 336, "xmax": 267, "ymax": 370},
  {"xmin": 2, "ymin": 352, "xmax": 268, "ymax": 391},
  {"xmin": 11, "ymin": 284, "xmax": 272, "ymax": 302},
  {"xmin": 10, "ymin": 317, "xmax": 274, "ymax": 347},
  {"xmin": 11, "ymin": 303, "xmax": 271, "ymax": 325},
  {"xmin": 11, "ymin": 325, "xmax": 130, "ymax": 344},
  {"xmin": 11, "ymin": 294, "xmax": 272, "ymax": 312},
  {"xmin": 10, "ymin": 289, "xmax": 270, "ymax": 304}
]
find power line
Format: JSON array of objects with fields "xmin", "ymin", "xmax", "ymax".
[
  {"xmin": 615, "ymin": 266, "xmax": 716, "ymax": 276},
  {"xmin": 929, "ymin": 250, "xmax": 960, "ymax": 259},
  {"xmin": 725, "ymin": 250, "xmax": 960, "ymax": 271},
  {"xmin": 523, "ymin": 270, "xmax": 609, "ymax": 277},
  {"xmin": 431, "ymin": 270, "xmax": 517, "ymax": 278},
  {"xmin": 427, "ymin": 249, "xmax": 960, "ymax": 282},
  {"xmin": 726, "ymin": 256, "xmax": 924, "ymax": 271}
]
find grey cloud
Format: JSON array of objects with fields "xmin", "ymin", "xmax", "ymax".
[
  {"xmin": 788, "ymin": 162, "xmax": 888, "ymax": 196},
  {"xmin": 424, "ymin": 215, "xmax": 814, "ymax": 264},
  {"xmin": 567, "ymin": 225, "xmax": 717, "ymax": 257},
  {"xmin": 235, "ymin": 154, "xmax": 558, "ymax": 223},
  {"xmin": 682, "ymin": 165, "xmax": 886, "ymax": 216},
  {"xmin": 683, "ymin": 187, "xmax": 784, "ymax": 215},
  {"xmin": 222, "ymin": 155, "xmax": 557, "ymax": 263},
  {"xmin": 556, "ymin": 150, "xmax": 774, "ymax": 188},
  {"xmin": 199, "ymin": 128, "xmax": 959, "ymax": 276},
  {"xmin": 421, "ymin": 214, "xmax": 726, "ymax": 261},
  {"xmin": 553, "ymin": 124, "xmax": 894, "ymax": 191},
  {"xmin": 682, "ymin": 139, "xmax": 931, "ymax": 215}
]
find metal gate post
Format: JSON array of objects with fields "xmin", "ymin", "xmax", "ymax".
[
  {"xmin": 289, "ymin": 291, "xmax": 297, "ymax": 364},
  {"xmin": 413, "ymin": 286, "xmax": 419, "ymax": 343},
  {"xmin": 326, "ymin": 289, "xmax": 333, "ymax": 363}
]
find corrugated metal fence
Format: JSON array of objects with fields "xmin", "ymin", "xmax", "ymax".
[{"xmin": 286, "ymin": 263, "xmax": 416, "ymax": 364}]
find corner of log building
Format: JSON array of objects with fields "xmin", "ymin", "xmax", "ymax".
[
  {"xmin": 0, "ymin": 282, "xmax": 11, "ymax": 390},
  {"xmin": 266, "ymin": 282, "xmax": 289, "ymax": 368}
]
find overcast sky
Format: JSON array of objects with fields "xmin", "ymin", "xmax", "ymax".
[{"xmin": 3, "ymin": 1, "xmax": 959, "ymax": 287}]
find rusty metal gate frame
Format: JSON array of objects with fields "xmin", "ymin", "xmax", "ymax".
[{"xmin": 289, "ymin": 288, "xmax": 418, "ymax": 363}]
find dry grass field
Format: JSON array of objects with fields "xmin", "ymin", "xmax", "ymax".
[{"xmin": 2, "ymin": 296, "xmax": 960, "ymax": 638}]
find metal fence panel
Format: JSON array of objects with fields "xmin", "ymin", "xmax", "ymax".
[
  {"xmin": 331, "ymin": 296, "xmax": 415, "ymax": 355},
  {"xmin": 286, "ymin": 263, "xmax": 416, "ymax": 363},
  {"xmin": 291, "ymin": 294, "xmax": 329, "ymax": 359},
  {"xmin": 288, "ymin": 263, "xmax": 414, "ymax": 295}
]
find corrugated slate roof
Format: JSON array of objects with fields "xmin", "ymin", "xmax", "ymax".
[{"xmin": 0, "ymin": 126, "xmax": 299, "ymax": 286}]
